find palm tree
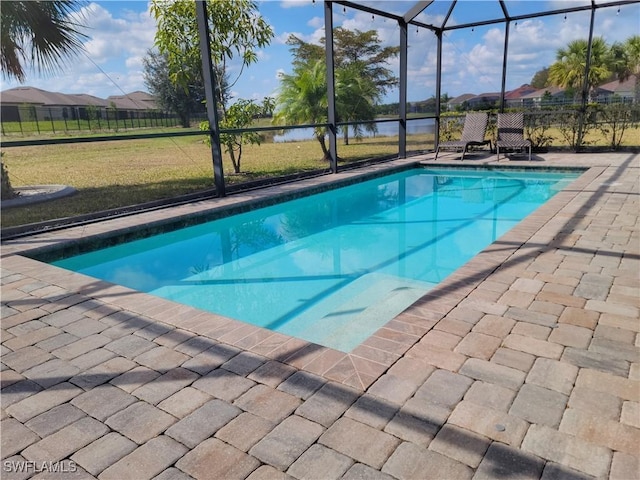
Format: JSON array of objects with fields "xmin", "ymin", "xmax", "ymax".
[
  {"xmin": 274, "ymin": 59, "xmax": 330, "ymax": 160},
  {"xmin": 548, "ymin": 37, "xmax": 611, "ymax": 102},
  {"xmin": 335, "ymin": 62, "xmax": 380, "ymax": 145},
  {"xmin": 610, "ymin": 36, "xmax": 640, "ymax": 103},
  {"xmin": 1, "ymin": 1, "xmax": 87, "ymax": 82},
  {"xmin": 1, "ymin": 1, "xmax": 86, "ymax": 199}
]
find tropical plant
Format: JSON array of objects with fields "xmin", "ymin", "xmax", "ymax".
[
  {"xmin": 274, "ymin": 59, "xmax": 330, "ymax": 159},
  {"xmin": 597, "ymin": 102, "xmax": 633, "ymax": 150},
  {"xmin": 548, "ymin": 38, "xmax": 611, "ymax": 102},
  {"xmin": 0, "ymin": 0, "xmax": 87, "ymax": 82},
  {"xmin": 0, "ymin": 0, "xmax": 87, "ymax": 199}
]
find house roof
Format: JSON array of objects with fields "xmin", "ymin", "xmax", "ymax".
[
  {"xmin": 447, "ymin": 93, "xmax": 475, "ymax": 105},
  {"xmin": 0, "ymin": 86, "xmax": 157, "ymax": 110},
  {"xmin": 596, "ymin": 75, "xmax": 637, "ymax": 94},
  {"xmin": 504, "ymin": 84, "xmax": 537, "ymax": 100},
  {"xmin": 520, "ymin": 85, "xmax": 566, "ymax": 99}
]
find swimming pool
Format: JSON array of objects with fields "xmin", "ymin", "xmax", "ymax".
[{"xmin": 52, "ymin": 167, "xmax": 580, "ymax": 352}]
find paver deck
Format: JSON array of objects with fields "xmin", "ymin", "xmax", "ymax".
[{"xmin": 1, "ymin": 152, "xmax": 638, "ymax": 479}]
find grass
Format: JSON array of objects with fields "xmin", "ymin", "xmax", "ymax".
[
  {"xmin": 1, "ymin": 132, "xmax": 422, "ymax": 228},
  {"xmin": 2, "ymin": 120, "xmax": 637, "ymax": 229}
]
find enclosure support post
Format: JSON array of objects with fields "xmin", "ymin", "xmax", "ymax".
[
  {"xmin": 577, "ymin": 6, "xmax": 597, "ymax": 152},
  {"xmin": 324, "ymin": 1, "xmax": 338, "ymax": 173},
  {"xmin": 434, "ymin": 29, "xmax": 443, "ymax": 152},
  {"xmin": 499, "ymin": 20, "xmax": 510, "ymax": 113},
  {"xmin": 398, "ymin": 20, "xmax": 408, "ymax": 158},
  {"xmin": 196, "ymin": 0, "xmax": 226, "ymax": 196}
]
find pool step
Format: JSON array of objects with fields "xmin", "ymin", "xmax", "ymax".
[{"xmin": 282, "ymin": 273, "xmax": 435, "ymax": 352}]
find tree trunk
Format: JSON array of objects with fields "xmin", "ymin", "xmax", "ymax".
[{"xmin": 316, "ymin": 134, "xmax": 330, "ymax": 161}]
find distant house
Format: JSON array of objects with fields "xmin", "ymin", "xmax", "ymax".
[
  {"xmin": 446, "ymin": 93, "xmax": 475, "ymax": 111},
  {"xmin": 0, "ymin": 86, "xmax": 159, "ymax": 122},
  {"xmin": 519, "ymin": 86, "xmax": 568, "ymax": 108},
  {"xmin": 504, "ymin": 84, "xmax": 538, "ymax": 108},
  {"xmin": 594, "ymin": 75, "xmax": 636, "ymax": 104},
  {"xmin": 466, "ymin": 92, "xmax": 500, "ymax": 110}
]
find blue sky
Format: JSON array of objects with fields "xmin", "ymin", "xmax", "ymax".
[{"xmin": 1, "ymin": 1, "xmax": 638, "ymax": 103}]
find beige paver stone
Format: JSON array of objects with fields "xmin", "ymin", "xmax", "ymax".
[
  {"xmin": 585, "ymin": 299, "xmax": 638, "ymax": 318},
  {"xmin": 2, "ymin": 346, "xmax": 53, "ymax": 373},
  {"xmin": 41, "ymin": 310, "xmax": 85, "ymax": 328},
  {"xmin": 503, "ymin": 333, "xmax": 564, "ymax": 359},
  {"xmin": 610, "ymin": 452, "xmax": 640, "ymax": 480},
  {"xmin": 24, "ymin": 403, "xmax": 85, "ymax": 437},
  {"xmin": 319, "ymin": 417, "xmax": 400, "ymax": 469},
  {"xmin": 510, "ymin": 322, "xmax": 551, "ymax": 340},
  {"xmin": 433, "ymin": 318, "xmax": 473, "ymax": 337},
  {"xmin": 558, "ymin": 307, "xmax": 599, "ymax": 329},
  {"xmin": 277, "ymin": 370, "xmax": 326, "ymax": 400},
  {"xmin": 69, "ymin": 348, "xmax": 116, "ymax": 371},
  {"xmin": 463, "ymin": 381, "xmax": 516, "ymax": 412},
  {"xmin": 249, "ymin": 415, "xmax": 324, "ymax": 470},
  {"xmin": 176, "ymin": 438, "xmax": 258, "ymax": 480},
  {"xmin": 562, "ymin": 347, "xmax": 629, "ymax": 377},
  {"xmin": 366, "ymin": 373, "xmax": 419, "ymax": 405},
  {"xmin": 70, "ymin": 432, "xmax": 137, "ymax": 476},
  {"xmin": 247, "ymin": 465, "xmax": 294, "ymax": 480},
  {"xmin": 235, "ymin": 384, "xmax": 301, "ymax": 422},
  {"xmin": 104, "ymin": 335, "xmax": 156, "ymax": 359},
  {"xmin": 109, "ymin": 365, "xmax": 161, "ymax": 393},
  {"xmin": 191, "ymin": 368, "xmax": 255, "ymax": 402},
  {"xmin": 248, "ymin": 360, "xmax": 297, "ymax": 387},
  {"xmin": 448, "ymin": 401, "xmax": 529, "ymax": 447},
  {"xmin": 454, "ymin": 332, "xmax": 502, "ymax": 360},
  {"xmin": 52, "ymin": 334, "xmax": 111, "ymax": 360},
  {"xmin": 100, "ymin": 435, "xmax": 188, "ymax": 480},
  {"xmin": 35, "ymin": 332, "xmax": 79, "ymax": 352},
  {"xmin": 560, "ymin": 408, "xmax": 640, "ymax": 455},
  {"xmin": 509, "ymin": 384, "xmax": 568, "ymax": 427},
  {"xmin": 540, "ymin": 462, "xmax": 594, "ymax": 480},
  {"xmin": 105, "ymin": 401, "xmax": 176, "ymax": 444},
  {"xmin": 222, "ymin": 350, "xmax": 266, "ymax": 376},
  {"xmin": 491, "ymin": 347, "xmax": 536, "ymax": 372},
  {"xmin": 428, "ymin": 424, "xmax": 491, "ymax": 468},
  {"xmin": 22, "ymin": 417, "xmax": 108, "ymax": 463},
  {"xmin": 3, "ymin": 326, "xmax": 62, "ymax": 351},
  {"xmin": 405, "ymin": 342, "xmax": 467, "ymax": 372},
  {"xmin": 459, "ymin": 358, "xmax": 525, "ymax": 390},
  {"xmin": 621, "ymin": 401, "xmax": 640, "ymax": 428},
  {"xmin": 134, "ymin": 346, "xmax": 190, "ymax": 372},
  {"xmin": 575, "ymin": 368, "xmax": 640, "ymax": 401},
  {"xmin": 590, "ymin": 336, "xmax": 639, "ymax": 363},
  {"xmin": 131, "ymin": 367, "xmax": 199, "ymax": 405},
  {"xmin": 71, "ymin": 356, "xmax": 137, "ymax": 390},
  {"xmin": 215, "ymin": 412, "xmax": 275, "ymax": 452},
  {"xmin": 71, "ymin": 383, "xmax": 137, "ymax": 421},
  {"xmin": 1, "ymin": 418, "xmax": 40, "ymax": 459},
  {"xmin": 498, "ymin": 290, "xmax": 535, "ymax": 308},
  {"xmin": 295, "ymin": 382, "xmax": 360, "ymax": 427},
  {"xmin": 5, "ymin": 381, "xmax": 82, "ymax": 422},
  {"xmin": 474, "ymin": 442, "xmax": 544, "ymax": 480},
  {"xmin": 594, "ymin": 324, "xmax": 637, "ymax": 344},
  {"xmin": 156, "ymin": 387, "xmax": 211, "ymax": 418},
  {"xmin": 287, "ymin": 444, "xmax": 353, "ymax": 480},
  {"xmin": 383, "ymin": 404, "xmax": 448, "ymax": 446},
  {"xmin": 413, "ymin": 369, "xmax": 473, "ymax": 409},
  {"xmin": 568, "ymin": 385, "xmax": 622, "ymax": 420},
  {"xmin": 165, "ymin": 399, "xmax": 241, "ymax": 448},
  {"xmin": 382, "ymin": 442, "xmax": 473, "ymax": 480},
  {"xmin": 526, "ymin": 358, "xmax": 578, "ymax": 395},
  {"xmin": 522, "ymin": 424, "xmax": 611, "ymax": 478},
  {"xmin": 63, "ymin": 318, "xmax": 108, "ymax": 338},
  {"xmin": 472, "ymin": 315, "xmax": 515, "ymax": 338},
  {"xmin": 548, "ymin": 324, "xmax": 593, "ymax": 348},
  {"xmin": 345, "ymin": 394, "xmax": 399, "ymax": 430},
  {"xmin": 599, "ymin": 313, "xmax": 640, "ymax": 332},
  {"xmin": 505, "ymin": 307, "xmax": 558, "ymax": 328},
  {"xmin": 21, "ymin": 358, "xmax": 81, "ymax": 389},
  {"xmin": 181, "ymin": 343, "xmax": 240, "ymax": 375}
]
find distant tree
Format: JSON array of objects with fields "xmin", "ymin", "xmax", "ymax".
[
  {"xmin": 548, "ymin": 38, "xmax": 611, "ymax": 102},
  {"xmin": 150, "ymin": 0, "xmax": 273, "ymax": 113},
  {"xmin": 274, "ymin": 29, "xmax": 398, "ymax": 157},
  {"xmin": 143, "ymin": 49, "xmax": 208, "ymax": 128},
  {"xmin": 608, "ymin": 35, "xmax": 640, "ymax": 103},
  {"xmin": 531, "ymin": 67, "xmax": 550, "ymax": 89}
]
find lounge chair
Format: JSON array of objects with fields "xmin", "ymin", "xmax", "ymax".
[
  {"xmin": 435, "ymin": 112, "xmax": 491, "ymax": 160},
  {"xmin": 496, "ymin": 112, "xmax": 531, "ymax": 161}
]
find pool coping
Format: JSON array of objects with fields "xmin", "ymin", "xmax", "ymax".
[{"xmin": 0, "ymin": 154, "xmax": 622, "ymax": 390}]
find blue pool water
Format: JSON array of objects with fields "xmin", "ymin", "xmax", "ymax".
[{"xmin": 53, "ymin": 167, "xmax": 579, "ymax": 351}]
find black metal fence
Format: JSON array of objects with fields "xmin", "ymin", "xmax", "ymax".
[{"xmin": 1, "ymin": 104, "xmax": 208, "ymax": 136}]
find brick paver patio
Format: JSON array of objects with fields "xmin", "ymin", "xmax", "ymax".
[{"xmin": 1, "ymin": 152, "xmax": 638, "ymax": 479}]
